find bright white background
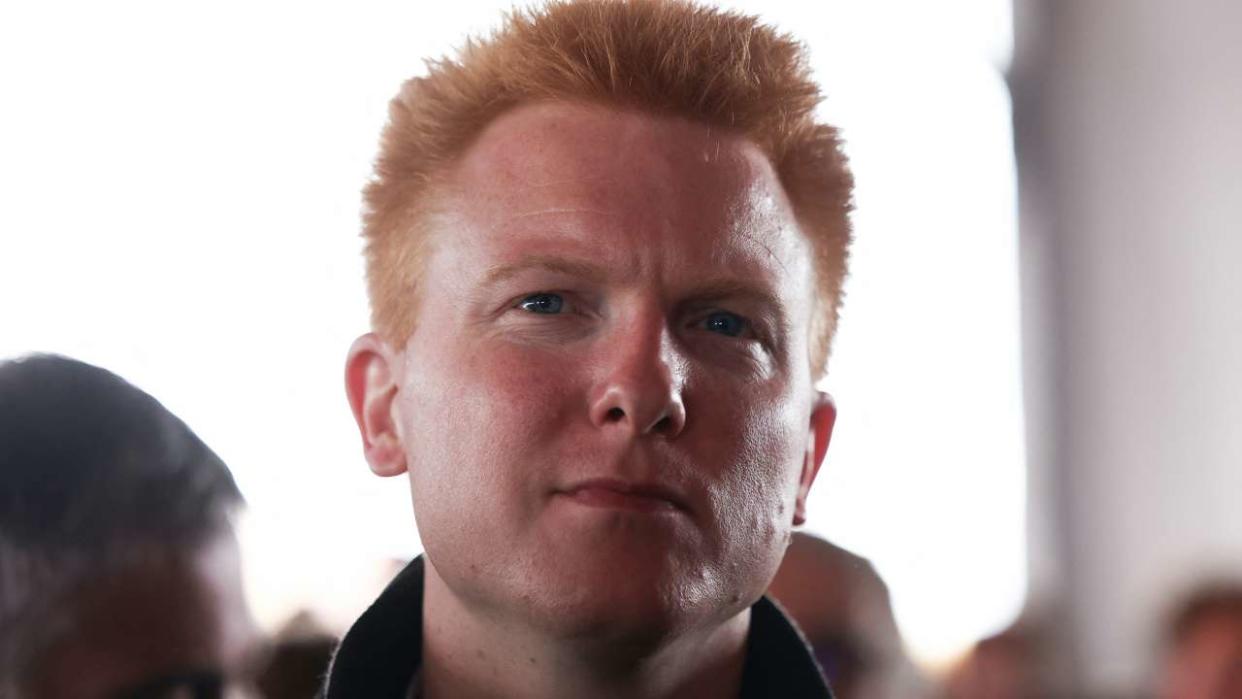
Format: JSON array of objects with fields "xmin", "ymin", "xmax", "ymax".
[{"xmin": 0, "ymin": 0, "xmax": 1022, "ymax": 669}]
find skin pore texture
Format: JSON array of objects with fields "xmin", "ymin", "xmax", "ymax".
[
  {"xmin": 346, "ymin": 101, "xmax": 836, "ymax": 699},
  {"xmin": 24, "ymin": 531, "xmax": 259, "ymax": 699}
]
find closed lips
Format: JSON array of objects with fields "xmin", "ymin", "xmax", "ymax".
[{"xmin": 560, "ymin": 479, "xmax": 690, "ymax": 514}]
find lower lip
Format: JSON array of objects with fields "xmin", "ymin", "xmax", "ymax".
[{"xmin": 561, "ymin": 487, "xmax": 681, "ymax": 514}]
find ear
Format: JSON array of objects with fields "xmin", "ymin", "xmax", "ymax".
[
  {"xmin": 794, "ymin": 391, "xmax": 836, "ymax": 526},
  {"xmin": 345, "ymin": 333, "xmax": 408, "ymax": 477}
]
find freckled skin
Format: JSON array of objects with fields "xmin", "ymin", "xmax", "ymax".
[{"xmin": 352, "ymin": 101, "xmax": 835, "ymax": 696}]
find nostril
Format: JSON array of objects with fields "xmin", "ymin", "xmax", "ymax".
[
  {"xmin": 652, "ymin": 416, "xmax": 672, "ymax": 433},
  {"xmin": 606, "ymin": 407, "xmax": 625, "ymax": 422}
]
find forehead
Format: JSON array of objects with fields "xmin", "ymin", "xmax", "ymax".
[
  {"xmin": 453, "ymin": 102, "xmax": 769, "ymax": 195},
  {"xmin": 437, "ymin": 101, "xmax": 809, "ymax": 282}
]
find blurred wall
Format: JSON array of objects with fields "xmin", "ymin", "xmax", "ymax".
[{"xmin": 1013, "ymin": 0, "xmax": 1242, "ymax": 694}]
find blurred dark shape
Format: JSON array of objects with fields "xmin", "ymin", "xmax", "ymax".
[
  {"xmin": 768, "ymin": 532, "xmax": 927, "ymax": 698},
  {"xmin": 941, "ymin": 612, "xmax": 1063, "ymax": 699},
  {"xmin": 1157, "ymin": 581, "xmax": 1242, "ymax": 699},
  {"xmin": 255, "ymin": 611, "xmax": 338, "ymax": 699},
  {"xmin": 0, "ymin": 354, "xmax": 258, "ymax": 698},
  {"xmin": 943, "ymin": 626, "xmax": 1034, "ymax": 699}
]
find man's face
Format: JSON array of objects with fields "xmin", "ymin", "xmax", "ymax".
[{"xmin": 350, "ymin": 102, "xmax": 834, "ymax": 641}]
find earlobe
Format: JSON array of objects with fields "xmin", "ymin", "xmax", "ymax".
[
  {"xmin": 793, "ymin": 391, "xmax": 836, "ymax": 526},
  {"xmin": 345, "ymin": 333, "xmax": 408, "ymax": 477}
]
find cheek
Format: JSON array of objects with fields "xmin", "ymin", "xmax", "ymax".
[
  {"xmin": 399, "ymin": 338, "xmax": 582, "ymax": 500},
  {"xmin": 702, "ymin": 392, "xmax": 807, "ymax": 546}
]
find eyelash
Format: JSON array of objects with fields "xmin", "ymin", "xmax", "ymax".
[
  {"xmin": 512, "ymin": 292, "xmax": 763, "ymax": 344},
  {"xmin": 697, "ymin": 310, "xmax": 753, "ymax": 339},
  {"xmin": 515, "ymin": 292, "xmax": 565, "ymax": 315}
]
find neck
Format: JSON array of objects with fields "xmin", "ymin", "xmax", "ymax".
[{"xmin": 419, "ymin": 559, "xmax": 750, "ymax": 699}]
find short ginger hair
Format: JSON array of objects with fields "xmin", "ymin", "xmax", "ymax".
[{"xmin": 364, "ymin": 0, "xmax": 853, "ymax": 377}]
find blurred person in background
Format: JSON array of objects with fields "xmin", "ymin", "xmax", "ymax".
[
  {"xmin": 0, "ymin": 355, "xmax": 261, "ymax": 698},
  {"xmin": 767, "ymin": 531, "xmax": 926, "ymax": 698},
  {"xmin": 253, "ymin": 612, "xmax": 337, "ymax": 699},
  {"xmin": 333, "ymin": 0, "xmax": 852, "ymax": 696},
  {"xmin": 940, "ymin": 616, "xmax": 1053, "ymax": 699},
  {"xmin": 1157, "ymin": 582, "xmax": 1242, "ymax": 699}
]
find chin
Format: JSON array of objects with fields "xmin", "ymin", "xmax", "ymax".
[
  {"xmin": 517, "ymin": 549, "xmax": 744, "ymax": 649},
  {"xmin": 529, "ymin": 583, "xmax": 687, "ymax": 649}
]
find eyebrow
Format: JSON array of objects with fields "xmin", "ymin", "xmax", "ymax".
[
  {"xmin": 481, "ymin": 255, "xmax": 610, "ymax": 287},
  {"xmin": 684, "ymin": 279, "xmax": 788, "ymax": 320}
]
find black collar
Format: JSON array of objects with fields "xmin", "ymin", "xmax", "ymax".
[{"xmin": 324, "ymin": 557, "xmax": 833, "ymax": 698}]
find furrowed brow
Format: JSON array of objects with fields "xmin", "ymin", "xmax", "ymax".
[
  {"xmin": 687, "ymin": 279, "xmax": 785, "ymax": 314},
  {"xmin": 481, "ymin": 255, "xmax": 608, "ymax": 288}
]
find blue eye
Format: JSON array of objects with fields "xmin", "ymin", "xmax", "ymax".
[
  {"xmin": 517, "ymin": 293, "xmax": 564, "ymax": 314},
  {"xmin": 704, "ymin": 311, "xmax": 747, "ymax": 337}
]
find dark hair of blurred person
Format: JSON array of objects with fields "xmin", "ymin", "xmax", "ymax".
[
  {"xmin": 0, "ymin": 354, "xmax": 259, "ymax": 698},
  {"xmin": 254, "ymin": 611, "xmax": 337, "ymax": 699},
  {"xmin": 767, "ymin": 532, "xmax": 927, "ymax": 698},
  {"xmin": 1158, "ymin": 581, "xmax": 1242, "ymax": 699}
]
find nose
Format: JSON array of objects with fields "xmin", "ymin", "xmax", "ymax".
[{"xmin": 588, "ymin": 321, "xmax": 687, "ymax": 438}]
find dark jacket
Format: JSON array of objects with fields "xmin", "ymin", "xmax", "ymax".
[{"xmin": 324, "ymin": 557, "xmax": 834, "ymax": 698}]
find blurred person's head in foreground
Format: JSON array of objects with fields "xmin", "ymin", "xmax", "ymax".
[
  {"xmin": 768, "ymin": 532, "xmax": 924, "ymax": 698},
  {"xmin": 337, "ymin": 0, "xmax": 852, "ymax": 696},
  {"xmin": 0, "ymin": 355, "xmax": 258, "ymax": 698},
  {"xmin": 1158, "ymin": 581, "xmax": 1242, "ymax": 699}
]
